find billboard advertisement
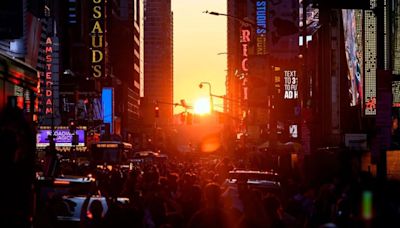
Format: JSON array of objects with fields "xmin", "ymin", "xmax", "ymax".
[
  {"xmin": 36, "ymin": 129, "xmax": 86, "ymax": 147},
  {"xmin": 269, "ymin": 0, "xmax": 299, "ymax": 59},
  {"xmin": 342, "ymin": 9, "xmax": 363, "ymax": 107}
]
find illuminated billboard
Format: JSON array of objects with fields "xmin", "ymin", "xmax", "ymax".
[
  {"xmin": 89, "ymin": 0, "xmax": 106, "ymax": 78},
  {"xmin": 283, "ymin": 70, "xmax": 298, "ymax": 100},
  {"xmin": 255, "ymin": 1, "xmax": 267, "ymax": 55},
  {"xmin": 363, "ymin": 0, "xmax": 377, "ymax": 115},
  {"xmin": 41, "ymin": 33, "xmax": 61, "ymax": 126},
  {"xmin": 342, "ymin": 9, "xmax": 363, "ymax": 107},
  {"xmin": 102, "ymin": 87, "xmax": 113, "ymax": 133},
  {"xmin": 44, "ymin": 37, "xmax": 54, "ymax": 115},
  {"xmin": 36, "ymin": 128, "xmax": 86, "ymax": 147}
]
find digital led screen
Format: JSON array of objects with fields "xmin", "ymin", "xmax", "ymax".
[
  {"xmin": 283, "ymin": 70, "xmax": 298, "ymax": 99},
  {"xmin": 342, "ymin": 9, "xmax": 363, "ymax": 107},
  {"xmin": 36, "ymin": 129, "xmax": 85, "ymax": 147},
  {"xmin": 363, "ymin": 0, "xmax": 377, "ymax": 115}
]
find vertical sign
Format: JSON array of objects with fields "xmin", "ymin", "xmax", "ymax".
[
  {"xmin": 102, "ymin": 87, "xmax": 113, "ymax": 133},
  {"xmin": 241, "ymin": 28, "xmax": 250, "ymax": 73},
  {"xmin": 90, "ymin": 0, "xmax": 105, "ymax": 78},
  {"xmin": 342, "ymin": 9, "xmax": 363, "ymax": 107},
  {"xmin": 45, "ymin": 37, "xmax": 53, "ymax": 116},
  {"xmin": 241, "ymin": 28, "xmax": 250, "ymax": 101},
  {"xmin": 364, "ymin": 0, "xmax": 377, "ymax": 115},
  {"xmin": 255, "ymin": 1, "xmax": 267, "ymax": 56}
]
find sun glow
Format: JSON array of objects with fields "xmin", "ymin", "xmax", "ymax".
[{"xmin": 194, "ymin": 97, "xmax": 211, "ymax": 115}]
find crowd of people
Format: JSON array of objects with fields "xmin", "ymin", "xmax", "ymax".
[
  {"xmin": 2, "ymin": 104, "xmax": 400, "ymax": 228},
  {"xmin": 33, "ymin": 154, "xmax": 400, "ymax": 228}
]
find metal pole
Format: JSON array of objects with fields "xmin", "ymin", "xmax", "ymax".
[{"xmin": 200, "ymin": 82, "xmax": 214, "ymax": 112}]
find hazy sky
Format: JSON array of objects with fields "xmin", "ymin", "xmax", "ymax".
[{"xmin": 172, "ymin": 0, "xmax": 226, "ymax": 113}]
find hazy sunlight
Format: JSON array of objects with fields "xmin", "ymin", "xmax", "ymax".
[{"xmin": 194, "ymin": 97, "xmax": 211, "ymax": 115}]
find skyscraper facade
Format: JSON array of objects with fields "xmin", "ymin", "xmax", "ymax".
[
  {"xmin": 143, "ymin": 0, "xmax": 173, "ymax": 127},
  {"xmin": 108, "ymin": 0, "xmax": 142, "ymax": 140},
  {"xmin": 226, "ymin": 0, "xmax": 250, "ymax": 134}
]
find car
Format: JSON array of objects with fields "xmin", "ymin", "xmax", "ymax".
[
  {"xmin": 226, "ymin": 170, "xmax": 281, "ymax": 187},
  {"xmin": 35, "ymin": 174, "xmax": 97, "ymax": 204},
  {"xmin": 222, "ymin": 170, "xmax": 282, "ymax": 213},
  {"xmin": 55, "ymin": 195, "xmax": 130, "ymax": 227},
  {"xmin": 34, "ymin": 174, "xmax": 130, "ymax": 227},
  {"xmin": 130, "ymin": 150, "xmax": 168, "ymax": 164}
]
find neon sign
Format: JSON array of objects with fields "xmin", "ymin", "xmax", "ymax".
[
  {"xmin": 90, "ymin": 0, "xmax": 105, "ymax": 78},
  {"xmin": 241, "ymin": 29, "xmax": 250, "ymax": 101},
  {"xmin": 256, "ymin": 1, "xmax": 267, "ymax": 55},
  {"xmin": 45, "ymin": 37, "xmax": 53, "ymax": 114},
  {"xmin": 241, "ymin": 29, "xmax": 250, "ymax": 72}
]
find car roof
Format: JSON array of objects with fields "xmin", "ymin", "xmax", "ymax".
[
  {"xmin": 57, "ymin": 196, "xmax": 129, "ymax": 221},
  {"xmin": 227, "ymin": 170, "xmax": 281, "ymax": 186},
  {"xmin": 36, "ymin": 175, "xmax": 95, "ymax": 186},
  {"xmin": 133, "ymin": 151, "xmax": 168, "ymax": 158}
]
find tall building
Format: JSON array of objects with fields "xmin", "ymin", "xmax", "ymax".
[
  {"xmin": 226, "ymin": 0, "xmax": 299, "ymax": 143},
  {"xmin": 108, "ymin": 0, "xmax": 142, "ymax": 140},
  {"xmin": 143, "ymin": 0, "xmax": 173, "ymax": 127},
  {"xmin": 226, "ymin": 0, "xmax": 250, "ymax": 135}
]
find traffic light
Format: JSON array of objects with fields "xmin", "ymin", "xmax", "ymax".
[
  {"xmin": 69, "ymin": 120, "xmax": 77, "ymax": 133},
  {"xmin": 154, "ymin": 106, "xmax": 159, "ymax": 118}
]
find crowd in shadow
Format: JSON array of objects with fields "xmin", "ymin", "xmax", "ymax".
[{"xmin": 2, "ymin": 104, "xmax": 400, "ymax": 228}]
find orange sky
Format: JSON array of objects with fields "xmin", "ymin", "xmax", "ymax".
[{"xmin": 172, "ymin": 1, "xmax": 227, "ymax": 114}]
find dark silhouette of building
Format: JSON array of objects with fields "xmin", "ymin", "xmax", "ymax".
[{"xmin": 143, "ymin": 0, "xmax": 173, "ymax": 128}]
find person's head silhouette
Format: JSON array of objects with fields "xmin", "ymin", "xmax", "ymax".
[{"xmin": 0, "ymin": 103, "xmax": 36, "ymax": 227}]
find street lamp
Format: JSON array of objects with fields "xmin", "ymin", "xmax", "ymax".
[
  {"xmin": 199, "ymin": 82, "xmax": 214, "ymax": 113},
  {"xmin": 203, "ymin": 10, "xmax": 256, "ymax": 27}
]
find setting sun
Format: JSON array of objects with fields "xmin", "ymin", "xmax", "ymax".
[{"xmin": 194, "ymin": 97, "xmax": 211, "ymax": 115}]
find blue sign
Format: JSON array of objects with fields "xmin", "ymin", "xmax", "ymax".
[{"xmin": 102, "ymin": 87, "xmax": 113, "ymax": 133}]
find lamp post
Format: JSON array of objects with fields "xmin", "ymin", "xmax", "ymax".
[
  {"xmin": 199, "ymin": 82, "xmax": 214, "ymax": 113},
  {"xmin": 203, "ymin": 10, "xmax": 256, "ymax": 27},
  {"xmin": 203, "ymin": 10, "xmax": 257, "ymax": 134}
]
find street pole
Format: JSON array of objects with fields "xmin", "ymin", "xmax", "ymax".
[
  {"xmin": 203, "ymin": 10, "xmax": 256, "ymax": 27},
  {"xmin": 199, "ymin": 82, "xmax": 214, "ymax": 113}
]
